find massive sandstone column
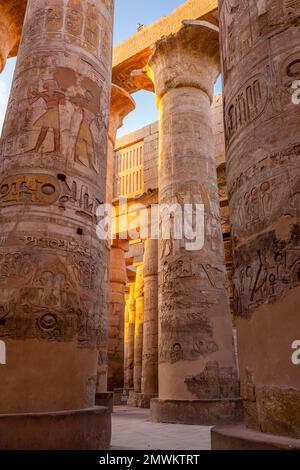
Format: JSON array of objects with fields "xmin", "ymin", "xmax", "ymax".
[
  {"xmin": 107, "ymin": 239, "xmax": 128, "ymax": 393},
  {"xmin": 123, "ymin": 290, "xmax": 130, "ymax": 386},
  {"xmin": 0, "ymin": 0, "xmax": 114, "ymax": 449},
  {"xmin": 141, "ymin": 238, "xmax": 159, "ymax": 407},
  {"xmin": 133, "ymin": 264, "xmax": 144, "ymax": 398},
  {"xmin": 97, "ymin": 85, "xmax": 135, "ymax": 392},
  {"xmin": 215, "ymin": 0, "xmax": 300, "ymax": 442},
  {"xmin": 124, "ymin": 281, "xmax": 136, "ymax": 390},
  {"xmin": 0, "ymin": 1, "xmax": 27, "ymax": 72},
  {"xmin": 147, "ymin": 21, "xmax": 241, "ymax": 424}
]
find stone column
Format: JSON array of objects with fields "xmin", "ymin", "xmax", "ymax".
[
  {"xmin": 0, "ymin": 1, "xmax": 27, "ymax": 72},
  {"xmin": 141, "ymin": 238, "xmax": 159, "ymax": 407},
  {"xmin": 97, "ymin": 85, "xmax": 135, "ymax": 392},
  {"xmin": 107, "ymin": 84, "xmax": 136, "ymax": 204},
  {"xmin": 107, "ymin": 239, "xmax": 128, "ymax": 394},
  {"xmin": 214, "ymin": 0, "xmax": 300, "ymax": 444},
  {"xmin": 124, "ymin": 281, "xmax": 136, "ymax": 390},
  {"xmin": 133, "ymin": 264, "xmax": 144, "ymax": 400},
  {"xmin": 147, "ymin": 21, "xmax": 241, "ymax": 425},
  {"xmin": 0, "ymin": 0, "xmax": 114, "ymax": 450},
  {"xmin": 123, "ymin": 289, "xmax": 130, "ymax": 385}
]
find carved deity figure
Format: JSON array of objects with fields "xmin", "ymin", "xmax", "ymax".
[
  {"xmin": 27, "ymin": 80, "xmax": 66, "ymax": 153},
  {"xmin": 73, "ymin": 90, "xmax": 100, "ymax": 172}
]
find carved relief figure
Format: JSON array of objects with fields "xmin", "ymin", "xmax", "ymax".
[
  {"xmin": 27, "ymin": 80, "xmax": 66, "ymax": 153},
  {"xmin": 185, "ymin": 361, "xmax": 239, "ymax": 399},
  {"xmin": 73, "ymin": 90, "xmax": 101, "ymax": 172}
]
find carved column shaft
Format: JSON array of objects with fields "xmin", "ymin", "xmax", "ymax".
[
  {"xmin": 124, "ymin": 281, "xmax": 136, "ymax": 389},
  {"xmin": 133, "ymin": 264, "xmax": 144, "ymax": 394},
  {"xmin": 141, "ymin": 238, "xmax": 158, "ymax": 401},
  {"xmin": 97, "ymin": 85, "xmax": 135, "ymax": 392},
  {"xmin": 107, "ymin": 239, "xmax": 128, "ymax": 391},
  {"xmin": 123, "ymin": 290, "xmax": 130, "ymax": 386},
  {"xmin": 0, "ymin": 0, "xmax": 114, "ymax": 414},
  {"xmin": 219, "ymin": 0, "xmax": 300, "ymax": 438},
  {"xmin": 147, "ymin": 22, "xmax": 240, "ymax": 424}
]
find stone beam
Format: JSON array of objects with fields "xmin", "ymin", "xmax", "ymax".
[{"xmin": 112, "ymin": 0, "xmax": 218, "ymax": 93}]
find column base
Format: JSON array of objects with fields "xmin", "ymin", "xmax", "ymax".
[
  {"xmin": 95, "ymin": 392, "xmax": 114, "ymax": 413},
  {"xmin": 127, "ymin": 389, "xmax": 139, "ymax": 407},
  {"xmin": 137, "ymin": 394, "xmax": 158, "ymax": 409},
  {"xmin": 112, "ymin": 388, "xmax": 129, "ymax": 406},
  {"xmin": 150, "ymin": 398, "xmax": 243, "ymax": 425},
  {"xmin": 211, "ymin": 424, "xmax": 300, "ymax": 450},
  {"xmin": 0, "ymin": 406, "xmax": 111, "ymax": 450}
]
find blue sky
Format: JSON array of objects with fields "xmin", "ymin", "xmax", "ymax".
[{"xmin": 0, "ymin": 0, "xmax": 222, "ymax": 137}]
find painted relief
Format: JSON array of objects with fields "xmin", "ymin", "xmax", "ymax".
[
  {"xmin": 27, "ymin": 80, "xmax": 66, "ymax": 154},
  {"xmin": 185, "ymin": 362, "xmax": 239, "ymax": 399},
  {"xmin": 233, "ymin": 224, "xmax": 300, "ymax": 318}
]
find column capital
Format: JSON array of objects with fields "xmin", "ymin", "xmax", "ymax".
[
  {"xmin": 109, "ymin": 84, "xmax": 136, "ymax": 143},
  {"xmin": 147, "ymin": 21, "xmax": 221, "ymax": 101},
  {"xmin": 0, "ymin": 0, "xmax": 27, "ymax": 71}
]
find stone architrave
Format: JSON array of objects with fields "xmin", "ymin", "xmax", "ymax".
[
  {"xmin": 146, "ymin": 21, "xmax": 241, "ymax": 424},
  {"xmin": 0, "ymin": 0, "xmax": 114, "ymax": 450},
  {"xmin": 214, "ymin": 0, "xmax": 300, "ymax": 443}
]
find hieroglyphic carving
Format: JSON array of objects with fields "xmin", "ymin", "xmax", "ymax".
[
  {"xmin": 161, "ymin": 258, "xmax": 227, "ymax": 292},
  {"xmin": 225, "ymin": 74, "xmax": 268, "ymax": 145},
  {"xmin": 185, "ymin": 361, "xmax": 239, "ymax": 399},
  {"xmin": 66, "ymin": 0, "xmax": 83, "ymax": 38},
  {"xmin": 0, "ymin": 250, "xmax": 101, "ymax": 348},
  {"xmin": 46, "ymin": 5, "xmax": 64, "ymax": 32},
  {"xmin": 233, "ymin": 224, "xmax": 300, "ymax": 318},
  {"xmin": 0, "ymin": 174, "xmax": 60, "ymax": 206},
  {"xmin": 159, "ymin": 302, "xmax": 219, "ymax": 363},
  {"xmin": 22, "ymin": 2, "xmax": 103, "ymax": 55},
  {"xmin": 0, "ymin": 173, "xmax": 101, "ymax": 221},
  {"xmin": 24, "ymin": 236, "xmax": 91, "ymax": 257}
]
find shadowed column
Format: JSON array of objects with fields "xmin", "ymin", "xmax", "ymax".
[
  {"xmin": 0, "ymin": 0, "xmax": 114, "ymax": 450},
  {"xmin": 133, "ymin": 264, "xmax": 144, "ymax": 397},
  {"xmin": 107, "ymin": 239, "xmax": 128, "ymax": 393},
  {"xmin": 125, "ymin": 281, "xmax": 136, "ymax": 391},
  {"xmin": 212, "ymin": 0, "xmax": 300, "ymax": 448},
  {"xmin": 146, "ymin": 21, "xmax": 241, "ymax": 425}
]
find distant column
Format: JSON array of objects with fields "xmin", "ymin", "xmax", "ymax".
[
  {"xmin": 107, "ymin": 239, "xmax": 128, "ymax": 392},
  {"xmin": 125, "ymin": 281, "xmax": 136, "ymax": 390},
  {"xmin": 97, "ymin": 85, "xmax": 135, "ymax": 391},
  {"xmin": 141, "ymin": 238, "xmax": 159, "ymax": 407},
  {"xmin": 123, "ymin": 289, "xmax": 130, "ymax": 386},
  {"xmin": 133, "ymin": 264, "xmax": 144, "ymax": 396}
]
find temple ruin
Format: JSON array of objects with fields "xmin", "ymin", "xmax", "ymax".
[{"xmin": 0, "ymin": 0, "xmax": 299, "ymax": 451}]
